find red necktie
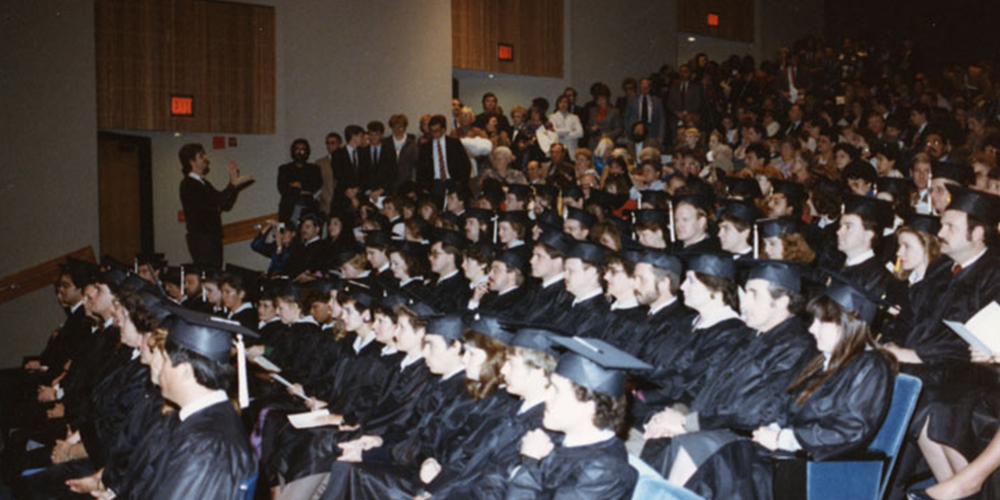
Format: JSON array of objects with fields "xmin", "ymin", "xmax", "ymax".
[
  {"xmin": 952, "ymin": 264, "xmax": 962, "ymax": 275},
  {"xmin": 436, "ymin": 140, "xmax": 447, "ymax": 179}
]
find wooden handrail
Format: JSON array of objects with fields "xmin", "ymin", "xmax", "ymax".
[
  {"xmin": 222, "ymin": 213, "xmax": 278, "ymax": 245},
  {"xmin": 0, "ymin": 246, "xmax": 97, "ymax": 306}
]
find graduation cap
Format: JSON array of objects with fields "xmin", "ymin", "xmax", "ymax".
[
  {"xmin": 224, "ymin": 264, "xmax": 263, "ymax": 297},
  {"xmin": 271, "ymin": 280, "xmax": 304, "ymax": 301},
  {"xmin": 536, "ymin": 229, "xmax": 572, "ymax": 254},
  {"xmin": 427, "ymin": 313, "xmax": 467, "ymax": 342},
  {"xmin": 904, "ymin": 213, "xmax": 941, "ymax": 236},
  {"xmin": 843, "ymin": 161, "xmax": 878, "ymax": 184},
  {"xmin": 757, "ymin": 217, "xmax": 802, "ymax": 238},
  {"xmin": 771, "ymin": 179, "xmax": 807, "ymax": 207},
  {"xmin": 639, "ymin": 190, "xmax": 671, "ymax": 208},
  {"xmin": 504, "ymin": 322, "xmax": 566, "ymax": 357},
  {"xmin": 342, "ymin": 281, "xmax": 378, "ymax": 308},
  {"xmin": 407, "ymin": 300, "xmax": 440, "ymax": 319},
  {"xmin": 60, "ymin": 257, "xmax": 99, "ymax": 284},
  {"xmin": 823, "ymin": 280, "xmax": 881, "ymax": 324},
  {"xmin": 465, "ymin": 312, "xmax": 514, "ymax": 345},
  {"xmin": 724, "ymin": 176, "xmax": 763, "ymax": 199},
  {"xmin": 536, "ymin": 210, "xmax": 564, "ymax": 231},
  {"xmin": 945, "ymin": 186, "xmax": 1000, "ymax": 227},
  {"xmin": 364, "ymin": 230, "xmax": 393, "ymax": 248},
  {"xmin": 305, "ymin": 278, "xmax": 343, "ymax": 296},
  {"xmin": 506, "ymin": 183, "xmax": 532, "ymax": 200},
  {"xmin": 811, "ymin": 175, "xmax": 844, "ymax": 198},
  {"xmin": 99, "ymin": 261, "xmax": 132, "ymax": 288},
  {"xmin": 433, "ymin": 228, "xmax": 469, "ymax": 250},
  {"xmin": 563, "ymin": 184, "xmax": 585, "ymax": 201},
  {"xmin": 135, "ymin": 252, "xmax": 167, "ymax": 270},
  {"xmin": 586, "ymin": 189, "xmax": 626, "ymax": 212},
  {"xmin": 745, "ymin": 259, "xmax": 801, "ymax": 292},
  {"xmin": 565, "ymin": 206, "xmax": 597, "ymax": 227},
  {"xmin": 551, "ymin": 336, "xmax": 652, "ymax": 397},
  {"xmin": 533, "ymin": 184, "xmax": 560, "ymax": 200},
  {"xmin": 872, "ymin": 141, "xmax": 900, "ymax": 162},
  {"xmin": 634, "ymin": 249, "xmax": 683, "ymax": 275},
  {"xmin": 164, "ymin": 306, "xmax": 258, "ymax": 408},
  {"xmin": 932, "ymin": 162, "xmax": 974, "ymax": 186},
  {"xmin": 138, "ymin": 290, "xmax": 174, "ymax": 324},
  {"xmin": 499, "ymin": 210, "xmax": 531, "ymax": 228},
  {"xmin": 496, "ymin": 248, "xmax": 529, "ymax": 275},
  {"xmin": 673, "ymin": 192, "xmax": 713, "ymax": 215},
  {"xmin": 843, "ymin": 194, "xmax": 895, "ymax": 229},
  {"xmin": 331, "ymin": 248, "xmax": 363, "ymax": 269},
  {"xmin": 566, "ymin": 241, "xmax": 607, "ymax": 265},
  {"xmin": 465, "ymin": 208, "xmax": 495, "ymax": 224},
  {"xmin": 634, "ymin": 209, "xmax": 668, "ymax": 227},
  {"xmin": 162, "ymin": 266, "xmax": 184, "ymax": 286},
  {"xmin": 472, "ymin": 240, "xmax": 497, "ymax": 262},
  {"xmin": 201, "ymin": 267, "xmax": 224, "ymax": 284},
  {"xmin": 876, "ymin": 177, "xmax": 916, "ymax": 202},
  {"xmin": 686, "ymin": 253, "xmax": 736, "ymax": 280},
  {"xmin": 718, "ymin": 199, "xmax": 760, "ymax": 225}
]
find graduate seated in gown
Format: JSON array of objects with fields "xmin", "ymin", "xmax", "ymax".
[
  {"xmin": 505, "ymin": 336, "xmax": 646, "ymax": 500},
  {"xmin": 640, "ymin": 261, "xmax": 818, "ymax": 500},
  {"xmin": 652, "ymin": 282, "xmax": 895, "ymax": 500},
  {"xmin": 15, "ymin": 287, "xmax": 163, "ymax": 500},
  {"xmin": 311, "ymin": 314, "xmax": 516, "ymax": 500},
  {"xmin": 422, "ymin": 325, "xmax": 560, "ymax": 500},
  {"xmin": 112, "ymin": 307, "xmax": 257, "ymax": 500}
]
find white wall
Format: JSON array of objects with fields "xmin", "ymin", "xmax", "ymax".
[
  {"xmin": 0, "ymin": 0, "xmax": 453, "ymax": 368},
  {"xmin": 0, "ymin": 0, "xmax": 100, "ymax": 368}
]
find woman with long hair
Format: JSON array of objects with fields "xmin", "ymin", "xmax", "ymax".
[{"xmin": 651, "ymin": 282, "xmax": 895, "ymax": 500}]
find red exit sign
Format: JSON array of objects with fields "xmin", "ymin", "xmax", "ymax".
[
  {"xmin": 707, "ymin": 12, "xmax": 720, "ymax": 26},
  {"xmin": 171, "ymin": 95, "xmax": 194, "ymax": 116},
  {"xmin": 497, "ymin": 43, "xmax": 514, "ymax": 62}
]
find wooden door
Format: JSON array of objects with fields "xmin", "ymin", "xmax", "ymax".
[{"xmin": 98, "ymin": 132, "xmax": 153, "ymax": 263}]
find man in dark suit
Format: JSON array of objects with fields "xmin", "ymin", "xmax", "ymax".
[
  {"xmin": 416, "ymin": 114, "xmax": 472, "ymax": 191},
  {"xmin": 178, "ymin": 143, "xmax": 253, "ymax": 267},
  {"xmin": 361, "ymin": 121, "xmax": 396, "ymax": 195},
  {"xmin": 625, "ymin": 78, "xmax": 667, "ymax": 148},
  {"xmin": 665, "ymin": 64, "xmax": 705, "ymax": 137},
  {"xmin": 388, "ymin": 114, "xmax": 419, "ymax": 188},
  {"xmin": 330, "ymin": 124, "xmax": 371, "ymax": 206}
]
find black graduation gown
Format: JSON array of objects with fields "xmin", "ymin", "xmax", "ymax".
[
  {"xmin": 519, "ymin": 280, "xmax": 573, "ymax": 324},
  {"xmin": 644, "ymin": 317, "xmax": 753, "ymax": 408},
  {"xmin": 281, "ymin": 359, "xmax": 436, "ymax": 482},
  {"xmin": 39, "ymin": 304, "xmax": 93, "ymax": 376},
  {"xmin": 641, "ymin": 317, "xmax": 817, "ymax": 477},
  {"xmin": 632, "ymin": 300, "xmax": 696, "ymax": 361},
  {"xmin": 428, "ymin": 273, "xmax": 471, "ymax": 313},
  {"xmin": 478, "ymin": 287, "xmax": 530, "ymax": 320},
  {"xmin": 602, "ymin": 305, "xmax": 648, "ymax": 349},
  {"xmin": 681, "ymin": 351, "xmax": 894, "ymax": 500},
  {"xmin": 429, "ymin": 401, "xmax": 545, "ymax": 500},
  {"xmin": 840, "ymin": 256, "xmax": 910, "ymax": 333},
  {"xmin": 505, "ymin": 436, "xmax": 638, "ymax": 500},
  {"xmin": 321, "ymin": 373, "xmax": 476, "ymax": 500},
  {"xmin": 671, "ymin": 235, "xmax": 722, "ymax": 256},
  {"xmin": 78, "ymin": 353, "xmax": 149, "ymax": 467},
  {"xmin": 557, "ymin": 295, "xmax": 612, "ymax": 338},
  {"xmin": 689, "ymin": 316, "xmax": 817, "ymax": 431},
  {"xmin": 284, "ymin": 239, "xmax": 327, "ymax": 278},
  {"xmin": 123, "ymin": 401, "xmax": 256, "ymax": 500},
  {"xmin": 228, "ymin": 305, "xmax": 259, "ymax": 333}
]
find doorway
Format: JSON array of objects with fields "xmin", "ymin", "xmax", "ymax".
[{"xmin": 97, "ymin": 131, "xmax": 154, "ymax": 263}]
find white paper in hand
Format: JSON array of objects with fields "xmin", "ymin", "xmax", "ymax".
[
  {"xmin": 270, "ymin": 373, "xmax": 308, "ymax": 400},
  {"xmin": 288, "ymin": 410, "xmax": 331, "ymax": 429},
  {"xmin": 944, "ymin": 301, "xmax": 1000, "ymax": 356},
  {"xmin": 252, "ymin": 355, "xmax": 281, "ymax": 373}
]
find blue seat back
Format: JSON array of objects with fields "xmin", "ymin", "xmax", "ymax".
[
  {"xmin": 870, "ymin": 373, "xmax": 921, "ymax": 499},
  {"xmin": 240, "ymin": 472, "xmax": 259, "ymax": 500},
  {"xmin": 628, "ymin": 454, "xmax": 706, "ymax": 500}
]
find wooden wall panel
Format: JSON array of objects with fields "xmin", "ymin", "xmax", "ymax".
[
  {"xmin": 0, "ymin": 247, "xmax": 96, "ymax": 306},
  {"xmin": 678, "ymin": 0, "xmax": 754, "ymax": 43},
  {"xmin": 452, "ymin": 0, "xmax": 563, "ymax": 78},
  {"xmin": 96, "ymin": 0, "xmax": 275, "ymax": 134}
]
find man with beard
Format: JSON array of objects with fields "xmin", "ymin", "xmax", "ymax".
[
  {"xmin": 179, "ymin": 143, "xmax": 253, "ymax": 267},
  {"xmin": 278, "ymin": 139, "xmax": 323, "ymax": 222}
]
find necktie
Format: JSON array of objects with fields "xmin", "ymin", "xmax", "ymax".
[
  {"xmin": 952, "ymin": 263, "xmax": 963, "ymax": 275},
  {"xmin": 681, "ymin": 82, "xmax": 687, "ymax": 105},
  {"xmin": 373, "ymin": 146, "xmax": 379, "ymax": 165},
  {"xmin": 640, "ymin": 95, "xmax": 649, "ymax": 124},
  {"xmin": 436, "ymin": 140, "xmax": 447, "ymax": 179},
  {"xmin": 351, "ymin": 149, "xmax": 358, "ymax": 171}
]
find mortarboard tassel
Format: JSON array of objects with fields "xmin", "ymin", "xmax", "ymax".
[{"xmin": 236, "ymin": 333, "xmax": 249, "ymax": 409}]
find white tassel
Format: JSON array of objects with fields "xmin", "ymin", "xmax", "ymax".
[{"xmin": 236, "ymin": 334, "xmax": 249, "ymax": 409}]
